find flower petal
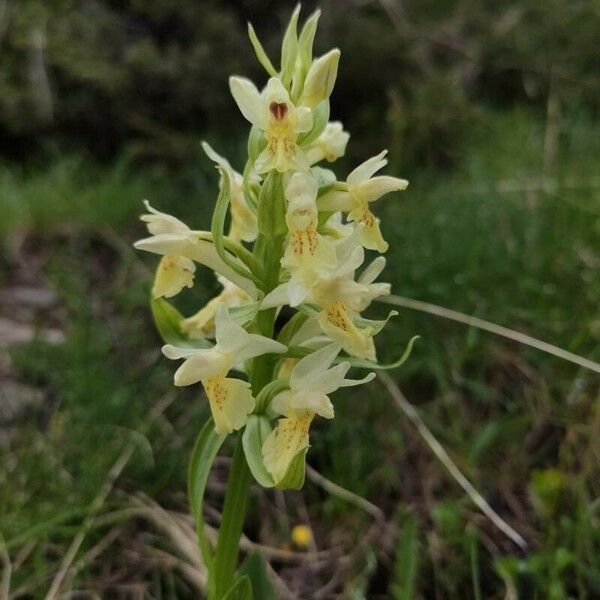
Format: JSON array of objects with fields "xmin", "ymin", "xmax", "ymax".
[
  {"xmin": 236, "ymin": 334, "xmax": 287, "ymax": 362},
  {"xmin": 290, "ymin": 342, "xmax": 342, "ymax": 390},
  {"xmin": 134, "ymin": 234, "xmax": 199, "ymax": 258},
  {"xmin": 229, "ymin": 76, "xmax": 263, "ymax": 127},
  {"xmin": 264, "ymin": 76, "xmax": 290, "ymax": 104},
  {"xmin": 296, "ymin": 106, "xmax": 313, "ymax": 133},
  {"xmin": 172, "ymin": 351, "xmax": 227, "ymax": 386},
  {"xmin": 339, "ymin": 370, "xmax": 376, "ymax": 388},
  {"xmin": 204, "ymin": 376, "xmax": 255, "ymax": 434},
  {"xmin": 347, "ymin": 150, "xmax": 388, "ymax": 186},
  {"xmin": 152, "ymin": 255, "xmax": 195, "ymax": 299},
  {"xmin": 316, "ymin": 189, "xmax": 352, "ymax": 213},
  {"xmin": 358, "ymin": 175, "xmax": 408, "ymax": 203},
  {"xmin": 359, "ymin": 256, "xmax": 386, "ymax": 285},
  {"xmin": 317, "ymin": 307, "xmax": 376, "ymax": 361},
  {"xmin": 262, "ymin": 282, "xmax": 309, "ymax": 309},
  {"xmin": 253, "ymin": 147, "xmax": 276, "ymax": 174},
  {"xmin": 288, "ymin": 390, "xmax": 334, "ymax": 418},
  {"xmin": 214, "ymin": 304, "xmax": 248, "ymax": 352},
  {"xmin": 262, "ymin": 413, "xmax": 313, "ymax": 483},
  {"xmin": 140, "ymin": 201, "xmax": 191, "ymax": 236},
  {"xmin": 360, "ymin": 218, "xmax": 389, "ymax": 253}
]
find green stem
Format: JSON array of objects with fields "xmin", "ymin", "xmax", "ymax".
[
  {"xmin": 211, "ymin": 434, "xmax": 251, "ymax": 599},
  {"xmin": 209, "ymin": 171, "xmax": 287, "ymax": 598}
]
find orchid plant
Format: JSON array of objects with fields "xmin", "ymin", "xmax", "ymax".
[{"xmin": 135, "ymin": 6, "xmax": 414, "ymax": 598}]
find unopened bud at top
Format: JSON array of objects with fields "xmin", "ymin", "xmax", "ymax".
[{"xmin": 301, "ymin": 49, "xmax": 340, "ymax": 108}]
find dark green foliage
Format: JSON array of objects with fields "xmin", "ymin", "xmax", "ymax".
[{"xmin": 2, "ymin": 1, "xmax": 599, "ymax": 169}]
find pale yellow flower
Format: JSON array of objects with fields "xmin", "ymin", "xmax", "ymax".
[
  {"xmin": 263, "ymin": 231, "xmax": 389, "ymax": 360},
  {"xmin": 263, "ymin": 343, "xmax": 374, "ymax": 483},
  {"xmin": 318, "ymin": 150, "xmax": 408, "ymax": 252},
  {"xmin": 281, "ymin": 171, "xmax": 336, "ymax": 283},
  {"xmin": 134, "ymin": 201, "xmax": 258, "ymax": 298},
  {"xmin": 229, "ymin": 76, "xmax": 312, "ymax": 173},
  {"xmin": 162, "ymin": 305, "xmax": 286, "ymax": 434}
]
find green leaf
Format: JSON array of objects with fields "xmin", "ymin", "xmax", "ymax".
[
  {"xmin": 340, "ymin": 335, "xmax": 421, "ymax": 370},
  {"xmin": 188, "ymin": 418, "xmax": 227, "ymax": 571},
  {"xmin": 298, "ymin": 9, "xmax": 320, "ymax": 70},
  {"xmin": 242, "ymin": 415, "xmax": 275, "ymax": 488},
  {"xmin": 151, "ymin": 298, "xmax": 210, "ymax": 348},
  {"xmin": 392, "ymin": 511, "xmax": 420, "ymax": 600},
  {"xmin": 291, "ymin": 8, "xmax": 321, "ymax": 100},
  {"xmin": 239, "ymin": 552, "xmax": 277, "ymax": 600},
  {"xmin": 222, "ymin": 575, "xmax": 253, "ymax": 600},
  {"xmin": 211, "ymin": 169, "xmax": 257, "ymax": 284},
  {"xmin": 247, "ymin": 126, "xmax": 266, "ymax": 166},
  {"xmin": 280, "ymin": 4, "xmax": 300, "ymax": 87},
  {"xmin": 254, "ymin": 378, "xmax": 290, "ymax": 414},
  {"xmin": 276, "ymin": 310, "xmax": 309, "ymax": 345},
  {"xmin": 276, "ymin": 446, "xmax": 308, "ymax": 490},
  {"xmin": 247, "ymin": 23, "xmax": 277, "ymax": 77}
]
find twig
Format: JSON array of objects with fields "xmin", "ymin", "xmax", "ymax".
[
  {"xmin": 378, "ymin": 295, "xmax": 600, "ymax": 375},
  {"xmin": 379, "ymin": 373, "xmax": 527, "ymax": 550},
  {"xmin": 306, "ymin": 465, "xmax": 384, "ymax": 520}
]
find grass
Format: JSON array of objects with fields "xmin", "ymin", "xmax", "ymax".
[{"xmin": 1, "ymin": 107, "xmax": 599, "ymax": 598}]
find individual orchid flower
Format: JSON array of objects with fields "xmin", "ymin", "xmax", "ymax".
[
  {"xmin": 201, "ymin": 141, "xmax": 257, "ymax": 243},
  {"xmin": 262, "ymin": 343, "xmax": 374, "ymax": 483},
  {"xmin": 306, "ymin": 121, "xmax": 349, "ymax": 165},
  {"xmin": 281, "ymin": 171, "xmax": 336, "ymax": 281},
  {"xmin": 134, "ymin": 201, "xmax": 258, "ymax": 298},
  {"xmin": 162, "ymin": 305, "xmax": 286, "ymax": 434},
  {"xmin": 229, "ymin": 76, "xmax": 313, "ymax": 173},
  {"xmin": 318, "ymin": 150, "xmax": 409, "ymax": 252},
  {"xmin": 181, "ymin": 275, "xmax": 252, "ymax": 340},
  {"xmin": 262, "ymin": 230, "xmax": 386, "ymax": 360},
  {"xmin": 347, "ymin": 256, "xmax": 392, "ymax": 314}
]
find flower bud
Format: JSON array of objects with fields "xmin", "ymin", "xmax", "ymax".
[{"xmin": 301, "ymin": 49, "xmax": 340, "ymax": 108}]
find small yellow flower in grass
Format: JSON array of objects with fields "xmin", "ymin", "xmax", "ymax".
[
  {"xmin": 318, "ymin": 150, "xmax": 408, "ymax": 252},
  {"xmin": 134, "ymin": 201, "xmax": 258, "ymax": 298},
  {"xmin": 262, "ymin": 343, "xmax": 374, "ymax": 483},
  {"xmin": 201, "ymin": 141, "xmax": 257, "ymax": 243},
  {"xmin": 229, "ymin": 76, "xmax": 313, "ymax": 173},
  {"xmin": 162, "ymin": 305, "xmax": 286, "ymax": 434},
  {"xmin": 281, "ymin": 171, "xmax": 336, "ymax": 282},
  {"xmin": 291, "ymin": 524, "xmax": 313, "ymax": 549}
]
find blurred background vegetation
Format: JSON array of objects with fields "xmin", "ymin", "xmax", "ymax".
[{"xmin": 1, "ymin": 0, "xmax": 599, "ymax": 598}]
